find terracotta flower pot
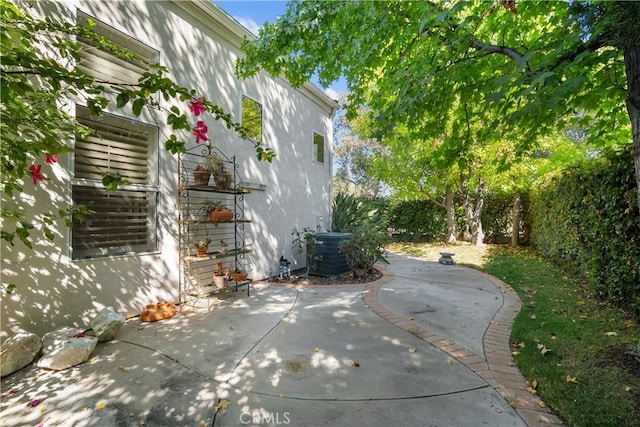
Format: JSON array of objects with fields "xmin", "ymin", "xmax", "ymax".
[
  {"xmin": 208, "ymin": 208, "xmax": 234, "ymax": 223},
  {"xmin": 193, "ymin": 170, "xmax": 211, "ymax": 184},
  {"xmin": 230, "ymin": 272, "xmax": 248, "ymax": 281},
  {"xmin": 195, "ymin": 246, "xmax": 208, "ymax": 257}
]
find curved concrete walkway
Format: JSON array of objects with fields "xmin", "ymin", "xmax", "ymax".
[
  {"xmin": 0, "ymin": 252, "xmax": 563, "ymax": 426},
  {"xmin": 363, "ymin": 252, "xmax": 564, "ymax": 426}
]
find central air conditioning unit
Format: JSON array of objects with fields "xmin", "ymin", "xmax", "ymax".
[{"xmin": 309, "ymin": 232, "xmax": 351, "ymax": 277}]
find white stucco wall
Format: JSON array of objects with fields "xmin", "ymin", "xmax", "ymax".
[{"xmin": 1, "ymin": 0, "xmax": 335, "ymax": 338}]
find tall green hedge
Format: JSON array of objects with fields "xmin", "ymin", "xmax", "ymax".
[
  {"xmin": 481, "ymin": 191, "xmax": 531, "ymax": 244},
  {"xmin": 388, "ymin": 199, "xmax": 447, "ymax": 240},
  {"xmin": 388, "ymin": 196, "xmax": 525, "ymax": 243},
  {"xmin": 530, "ymin": 150, "xmax": 640, "ymax": 315}
]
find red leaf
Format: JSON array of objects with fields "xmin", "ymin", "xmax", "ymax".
[
  {"xmin": 1, "ymin": 388, "xmax": 17, "ymax": 397},
  {"xmin": 27, "ymin": 397, "xmax": 47, "ymax": 408}
]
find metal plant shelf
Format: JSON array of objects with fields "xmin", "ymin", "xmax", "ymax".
[
  {"xmin": 178, "ymin": 145, "xmax": 253, "ymax": 299},
  {"xmin": 185, "ymin": 279, "xmax": 252, "ymax": 298},
  {"xmin": 179, "ymin": 219, "xmax": 252, "ymax": 225},
  {"xmin": 183, "ymin": 248, "xmax": 251, "ymax": 262},
  {"xmin": 178, "ymin": 184, "xmax": 251, "ymax": 194}
]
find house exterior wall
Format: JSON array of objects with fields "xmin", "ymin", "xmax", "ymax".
[{"xmin": 1, "ymin": 0, "xmax": 335, "ymax": 338}]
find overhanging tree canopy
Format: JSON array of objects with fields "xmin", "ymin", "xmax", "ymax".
[{"xmin": 237, "ymin": 0, "xmax": 640, "ymax": 207}]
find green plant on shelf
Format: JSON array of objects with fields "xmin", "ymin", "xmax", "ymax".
[
  {"xmin": 194, "ymin": 238, "xmax": 211, "ymax": 257},
  {"xmin": 194, "ymin": 238, "xmax": 211, "ymax": 249}
]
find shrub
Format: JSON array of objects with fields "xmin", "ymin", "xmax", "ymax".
[
  {"xmin": 482, "ymin": 191, "xmax": 531, "ymax": 244},
  {"xmin": 530, "ymin": 150, "xmax": 640, "ymax": 315},
  {"xmin": 388, "ymin": 199, "xmax": 446, "ymax": 241},
  {"xmin": 339, "ymin": 224, "xmax": 389, "ymax": 278},
  {"xmin": 332, "ymin": 193, "xmax": 387, "ymax": 232},
  {"xmin": 332, "ymin": 193, "xmax": 389, "ymax": 277},
  {"xmin": 291, "ymin": 227, "xmax": 320, "ymax": 278}
]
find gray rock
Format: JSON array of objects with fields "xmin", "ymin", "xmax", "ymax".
[
  {"xmin": 41, "ymin": 327, "xmax": 83, "ymax": 353},
  {"xmin": 37, "ymin": 336, "xmax": 98, "ymax": 371},
  {"xmin": 0, "ymin": 332, "xmax": 42, "ymax": 377},
  {"xmin": 37, "ymin": 327, "xmax": 97, "ymax": 371},
  {"xmin": 90, "ymin": 307, "xmax": 125, "ymax": 342}
]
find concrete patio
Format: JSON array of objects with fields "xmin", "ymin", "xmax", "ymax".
[{"xmin": 0, "ymin": 252, "xmax": 563, "ymax": 426}]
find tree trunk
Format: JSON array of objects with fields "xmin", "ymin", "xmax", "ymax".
[
  {"xmin": 625, "ymin": 47, "xmax": 640, "ymax": 210},
  {"xmin": 445, "ymin": 185, "xmax": 457, "ymax": 243},
  {"xmin": 511, "ymin": 192, "xmax": 521, "ymax": 246},
  {"xmin": 460, "ymin": 174, "xmax": 486, "ymax": 246}
]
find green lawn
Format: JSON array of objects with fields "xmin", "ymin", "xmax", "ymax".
[{"xmin": 389, "ymin": 243, "xmax": 640, "ymax": 427}]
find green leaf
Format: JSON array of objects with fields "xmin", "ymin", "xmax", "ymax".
[
  {"xmin": 43, "ymin": 226, "xmax": 54, "ymax": 241},
  {"xmin": 132, "ymin": 98, "xmax": 145, "ymax": 116},
  {"xmin": 102, "ymin": 172, "xmax": 123, "ymax": 192},
  {"xmin": 116, "ymin": 92, "xmax": 130, "ymax": 108},
  {"xmin": 164, "ymin": 136, "xmax": 186, "ymax": 154},
  {"xmin": 15, "ymin": 225, "xmax": 33, "ymax": 249},
  {"xmin": 19, "ymin": 221, "xmax": 34, "ymax": 230},
  {"xmin": 1, "ymin": 230, "xmax": 15, "ymax": 245}
]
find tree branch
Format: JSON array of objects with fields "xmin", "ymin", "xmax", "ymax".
[
  {"xmin": 470, "ymin": 34, "xmax": 610, "ymax": 74},
  {"xmin": 470, "ymin": 40, "xmax": 525, "ymax": 62},
  {"xmin": 547, "ymin": 34, "xmax": 609, "ymax": 71}
]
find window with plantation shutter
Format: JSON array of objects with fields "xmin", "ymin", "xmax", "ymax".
[
  {"xmin": 71, "ymin": 12, "xmax": 159, "ymax": 259},
  {"xmin": 75, "ymin": 111, "xmax": 155, "ymax": 185},
  {"xmin": 72, "ymin": 187, "xmax": 156, "ymax": 256},
  {"xmin": 76, "ymin": 11, "xmax": 158, "ymax": 86},
  {"xmin": 72, "ymin": 13, "xmax": 159, "ymax": 259},
  {"xmin": 72, "ymin": 107, "xmax": 158, "ymax": 259}
]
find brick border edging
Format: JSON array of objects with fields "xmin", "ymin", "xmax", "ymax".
[
  {"xmin": 477, "ymin": 271, "xmax": 564, "ymax": 426},
  {"xmin": 363, "ymin": 266, "xmax": 564, "ymax": 427}
]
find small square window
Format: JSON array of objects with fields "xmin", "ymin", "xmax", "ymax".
[
  {"xmin": 241, "ymin": 95, "xmax": 262, "ymax": 142},
  {"xmin": 313, "ymin": 132, "xmax": 325, "ymax": 164}
]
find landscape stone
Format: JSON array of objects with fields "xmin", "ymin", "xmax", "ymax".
[
  {"xmin": 37, "ymin": 327, "xmax": 97, "ymax": 371},
  {"xmin": 41, "ymin": 327, "xmax": 83, "ymax": 353},
  {"xmin": 0, "ymin": 332, "xmax": 42, "ymax": 377},
  {"xmin": 37, "ymin": 335, "xmax": 98, "ymax": 371},
  {"xmin": 90, "ymin": 307, "xmax": 125, "ymax": 341}
]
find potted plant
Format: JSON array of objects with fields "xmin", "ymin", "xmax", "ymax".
[
  {"xmin": 194, "ymin": 238, "xmax": 211, "ymax": 257},
  {"xmin": 207, "ymin": 152, "xmax": 233, "ymax": 190},
  {"xmin": 230, "ymin": 269, "xmax": 248, "ymax": 282},
  {"xmin": 213, "ymin": 261, "xmax": 228, "ymax": 289},
  {"xmin": 203, "ymin": 201, "xmax": 234, "ymax": 223},
  {"xmin": 192, "ymin": 151, "xmax": 232, "ymax": 188},
  {"xmin": 193, "ymin": 163, "xmax": 211, "ymax": 184}
]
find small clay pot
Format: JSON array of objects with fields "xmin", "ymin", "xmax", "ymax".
[
  {"xmin": 208, "ymin": 208, "xmax": 234, "ymax": 223},
  {"xmin": 230, "ymin": 272, "xmax": 248, "ymax": 281},
  {"xmin": 193, "ymin": 171, "xmax": 211, "ymax": 184}
]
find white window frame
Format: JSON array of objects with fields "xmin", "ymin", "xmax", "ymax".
[
  {"xmin": 71, "ymin": 12, "xmax": 160, "ymax": 260},
  {"xmin": 312, "ymin": 131, "xmax": 325, "ymax": 164},
  {"xmin": 72, "ymin": 107, "xmax": 159, "ymax": 260},
  {"xmin": 76, "ymin": 10, "xmax": 159, "ymax": 86}
]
